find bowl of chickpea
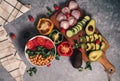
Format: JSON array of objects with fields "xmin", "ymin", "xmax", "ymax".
[{"xmin": 25, "ymin": 35, "xmax": 56, "ymax": 67}]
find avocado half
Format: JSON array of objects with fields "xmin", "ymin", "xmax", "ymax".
[
  {"xmin": 85, "ymin": 19, "xmax": 96, "ymax": 35},
  {"xmin": 89, "ymin": 50, "xmax": 103, "ymax": 62}
]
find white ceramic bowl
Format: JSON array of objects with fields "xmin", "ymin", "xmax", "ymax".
[{"xmin": 25, "ymin": 35, "xmax": 56, "ymax": 67}]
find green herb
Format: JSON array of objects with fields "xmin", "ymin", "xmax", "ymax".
[
  {"xmin": 55, "ymin": 53, "xmax": 60, "ymax": 60},
  {"xmin": 27, "ymin": 67, "xmax": 37, "ymax": 76},
  {"xmin": 78, "ymin": 67, "xmax": 84, "ymax": 72},
  {"xmin": 85, "ymin": 61, "xmax": 92, "ymax": 70},
  {"xmin": 26, "ymin": 46, "xmax": 55, "ymax": 58}
]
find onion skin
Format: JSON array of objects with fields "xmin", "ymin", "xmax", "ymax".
[
  {"xmin": 68, "ymin": 16, "xmax": 77, "ymax": 26},
  {"xmin": 56, "ymin": 12, "xmax": 67, "ymax": 22},
  {"xmin": 60, "ymin": 20, "xmax": 69, "ymax": 29},
  {"xmin": 68, "ymin": 1, "xmax": 78, "ymax": 10},
  {"xmin": 62, "ymin": 7, "xmax": 70, "ymax": 14},
  {"xmin": 71, "ymin": 10, "xmax": 80, "ymax": 20}
]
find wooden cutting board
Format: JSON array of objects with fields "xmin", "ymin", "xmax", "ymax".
[{"xmin": 50, "ymin": 8, "xmax": 115, "ymax": 74}]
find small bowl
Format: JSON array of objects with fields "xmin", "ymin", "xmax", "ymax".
[{"xmin": 25, "ymin": 35, "xmax": 56, "ymax": 67}]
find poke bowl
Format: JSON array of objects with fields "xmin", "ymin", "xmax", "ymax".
[{"xmin": 25, "ymin": 35, "xmax": 56, "ymax": 67}]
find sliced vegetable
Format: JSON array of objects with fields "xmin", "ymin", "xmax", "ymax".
[
  {"xmin": 68, "ymin": 16, "xmax": 77, "ymax": 26},
  {"xmin": 71, "ymin": 10, "xmax": 80, "ymax": 20},
  {"xmin": 66, "ymin": 16, "xmax": 91, "ymax": 38},
  {"xmin": 60, "ymin": 20, "xmax": 69, "ymax": 29},
  {"xmin": 68, "ymin": 0, "xmax": 78, "ymax": 10},
  {"xmin": 61, "ymin": 7, "xmax": 70, "ymax": 14},
  {"xmin": 88, "ymin": 50, "xmax": 103, "ymax": 62},
  {"xmin": 37, "ymin": 18, "xmax": 54, "ymax": 35},
  {"xmin": 100, "ymin": 41, "xmax": 106, "ymax": 50},
  {"xmin": 56, "ymin": 12, "xmax": 66, "ymax": 22},
  {"xmin": 57, "ymin": 41, "xmax": 73, "ymax": 56},
  {"xmin": 49, "ymin": 29, "xmax": 63, "ymax": 44},
  {"xmin": 45, "ymin": 39, "xmax": 54, "ymax": 49}
]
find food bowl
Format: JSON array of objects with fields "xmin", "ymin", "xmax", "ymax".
[{"xmin": 25, "ymin": 35, "xmax": 56, "ymax": 67}]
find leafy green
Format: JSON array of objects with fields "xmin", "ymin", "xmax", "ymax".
[
  {"xmin": 27, "ymin": 67, "xmax": 37, "ymax": 76},
  {"xmin": 85, "ymin": 61, "xmax": 92, "ymax": 70}
]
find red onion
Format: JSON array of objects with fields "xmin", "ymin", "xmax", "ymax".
[
  {"xmin": 56, "ymin": 12, "xmax": 67, "ymax": 22},
  {"xmin": 61, "ymin": 7, "xmax": 70, "ymax": 14},
  {"xmin": 60, "ymin": 20, "xmax": 69, "ymax": 29},
  {"xmin": 71, "ymin": 10, "xmax": 80, "ymax": 20},
  {"xmin": 68, "ymin": 16, "xmax": 77, "ymax": 26},
  {"xmin": 68, "ymin": 1, "xmax": 78, "ymax": 10}
]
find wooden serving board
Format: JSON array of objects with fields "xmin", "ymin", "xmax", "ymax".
[{"xmin": 50, "ymin": 10, "xmax": 115, "ymax": 74}]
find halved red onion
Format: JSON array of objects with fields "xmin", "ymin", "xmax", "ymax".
[
  {"xmin": 61, "ymin": 7, "xmax": 70, "ymax": 14},
  {"xmin": 68, "ymin": 1, "xmax": 78, "ymax": 10},
  {"xmin": 68, "ymin": 16, "xmax": 77, "ymax": 26},
  {"xmin": 56, "ymin": 12, "xmax": 67, "ymax": 22},
  {"xmin": 60, "ymin": 20, "xmax": 69, "ymax": 29},
  {"xmin": 71, "ymin": 10, "xmax": 80, "ymax": 20}
]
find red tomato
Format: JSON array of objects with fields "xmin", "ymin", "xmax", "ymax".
[
  {"xmin": 45, "ymin": 39, "xmax": 54, "ymax": 49},
  {"xmin": 26, "ymin": 40, "xmax": 35, "ymax": 50},
  {"xmin": 37, "ymin": 37, "xmax": 46, "ymax": 46},
  {"xmin": 32, "ymin": 38, "xmax": 39, "ymax": 47}
]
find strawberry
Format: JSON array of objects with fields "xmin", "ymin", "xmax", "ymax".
[
  {"xmin": 10, "ymin": 33, "xmax": 16, "ymax": 39},
  {"xmin": 54, "ymin": 4, "xmax": 60, "ymax": 11},
  {"xmin": 28, "ymin": 15, "xmax": 34, "ymax": 22}
]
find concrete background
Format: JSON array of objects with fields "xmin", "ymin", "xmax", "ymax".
[{"xmin": 1, "ymin": 0, "xmax": 120, "ymax": 81}]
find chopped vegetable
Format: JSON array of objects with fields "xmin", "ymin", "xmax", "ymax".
[
  {"xmin": 57, "ymin": 41, "xmax": 73, "ymax": 56},
  {"xmin": 71, "ymin": 10, "xmax": 80, "ymax": 20},
  {"xmin": 66, "ymin": 16, "xmax": 91, "ymax": 38},
  {"xmin": 37, "ymin": 18, "xmax": 54, "ymax": 35},
  {"xmin": 56, "ymin": 12, "xmax": 67, "ymax": 22},
  {"xmin": 68, "ymin": 16, "xmax": 77, "ymax": 26},
  {"xmin": 60, "ymin": 20, "xmax": 69, "ymax": 29},
  {"xmin": 49, "ymin": 29, "xmax": 63, "ymax": 44},
  {"xmin": 61, "ymin": 7, "xmax": 70, "ymax": 14},
  {"xmin": 68, "ymin": 1, "xmax": 78, "ymax": 10}
]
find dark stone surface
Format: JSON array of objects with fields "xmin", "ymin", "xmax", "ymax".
[{"xmin": 2, "ymin": 0, "xmax": 120, "ymax": 81}]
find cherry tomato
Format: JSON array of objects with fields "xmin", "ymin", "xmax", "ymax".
[
  {"xmin": 37, "ymin": 37, "xmax": 46, "ymax": 46},
  {"xmin": 45, "ymin": 39, "xmax": 54, "ymax": 49},
  {"xmin": 26, "ymin": 40, "xmax": 35, "ymax": 50}
]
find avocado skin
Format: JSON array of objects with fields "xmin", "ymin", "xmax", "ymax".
[{"xmin": 70, "ymin": 49, "xmax": 82, "ymax": 68}]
